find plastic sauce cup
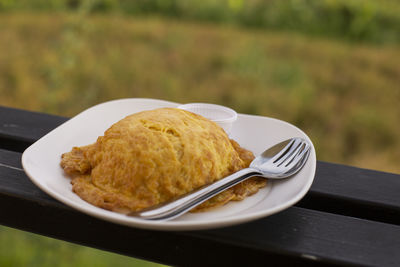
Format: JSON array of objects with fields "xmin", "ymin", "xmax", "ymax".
[{"xmin": 177, "ymin": 103, "xmax": 237, "ymax": 135}]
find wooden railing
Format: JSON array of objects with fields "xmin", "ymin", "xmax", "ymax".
[{"xmin": 1, "ymin": 106, "xmax": 399, "ymax": 266}]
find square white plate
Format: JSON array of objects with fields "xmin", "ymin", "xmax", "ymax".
[{"xmin": 22, "ymin": 98, "xmax": 316, "ymax": 231}]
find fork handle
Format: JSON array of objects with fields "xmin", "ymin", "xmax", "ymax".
[{"xmin": 129, "ymin": 168, "xmax": 260, "ymax": 221}]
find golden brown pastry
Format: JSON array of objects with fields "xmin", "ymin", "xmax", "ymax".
[{"xmin": 61, "ymin": 108, "xmax": 266, "ymax": 213}]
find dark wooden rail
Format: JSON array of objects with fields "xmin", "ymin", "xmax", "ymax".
[{"xmin": 1, "ymin": 106, "xmax": 400, "ymax": 266}]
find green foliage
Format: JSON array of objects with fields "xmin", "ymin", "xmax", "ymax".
[
  {"xmin": 0, "ymin": 13, "xmax": 399, "ymax": 173},
  {"xmin": 1, "ymin": 0, "xmax": 400, "ymax": 44},
  {"xmin": 0, "ymin": 226, "xmax": 163, "ymax": 267}
]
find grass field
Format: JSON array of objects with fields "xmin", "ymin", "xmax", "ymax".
[
  {"xmin": 1, "ymin": 13, "xmax": 399, "ymax": 173},
  {"xmin": 3, "ymin": 0, "xmax": 400, "ymax": 44},
  {"xmin": 0, "ymin": 226, "xmax": 162, "ymax": 267},
  {"xmin": 0, "ymin": 10, "xmax": 399, "ymax": 267}
]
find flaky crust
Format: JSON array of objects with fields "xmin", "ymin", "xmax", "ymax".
[{"xmin": 61, "ymin": 108, "xmax": 266, "ymax": 213}]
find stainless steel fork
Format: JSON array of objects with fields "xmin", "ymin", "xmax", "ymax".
[{"xmin": 129, "ymin": 137, "xmax": 311, "ymax": 221}]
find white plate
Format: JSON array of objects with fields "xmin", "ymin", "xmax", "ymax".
[{"xmin": 22, "ymin": 98, "xmax": 316, "ymax": 231}]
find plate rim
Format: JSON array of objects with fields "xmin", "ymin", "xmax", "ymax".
[{"xmin": 22, "ymin": 98, "xmax": 316, "ymax": 231}]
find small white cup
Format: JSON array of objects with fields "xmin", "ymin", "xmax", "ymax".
[{"xmin": 177, "ymin": 103, "xmax": 237, "ymax": 135}]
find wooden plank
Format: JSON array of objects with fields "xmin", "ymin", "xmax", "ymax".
[
  {"xmin": 0, "ymin": 148, "xmax": 22, "ymax": 170},
  {"xmin": 0, "ymin": 106, "xmax": 67, "ymax": 151},
  {"xmin": 0, "ymin": 173, "xmax": 398, "ymax": 266},
  {"xmin": 0, "ymin": 105, "xmax": 400, "ymax": 266},
  {"xmin": 1, "ymin": 106, "xmax": 400, "ymax": 222},
  {"xmin": 1, "ymin": 107, "xmax": 400, "ymax": 225},
  {"xmin": 0, "ymin": 150, "xmax": 400, "ymax": 266},
  {"xmin": 1, "ymin": 196, "xmax": 337, "ymax": 266},
  {"xmin": 0, "ymin": 149, "xmax": 54, "ymax": 202},
  {"xmin": 297, "ymin": 161, "xmax": 400, "ymax": 225},
  {"xmin": 313, "ymin": 161, "xmax": 400, "ymax": 208}
]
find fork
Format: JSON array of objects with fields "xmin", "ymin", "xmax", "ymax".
[{"xmin": 129, "ymin": 137, "xmax": 311, "ymax": 221}]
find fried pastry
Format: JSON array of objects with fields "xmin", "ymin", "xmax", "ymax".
[{"xmin": 61, "ymin": 108, "xmax": 266, "ymax": 213}]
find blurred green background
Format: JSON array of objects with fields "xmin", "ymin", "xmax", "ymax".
[{"xmin": 0, "ymin": 0, "xmax": 399, "ymax": 266}]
